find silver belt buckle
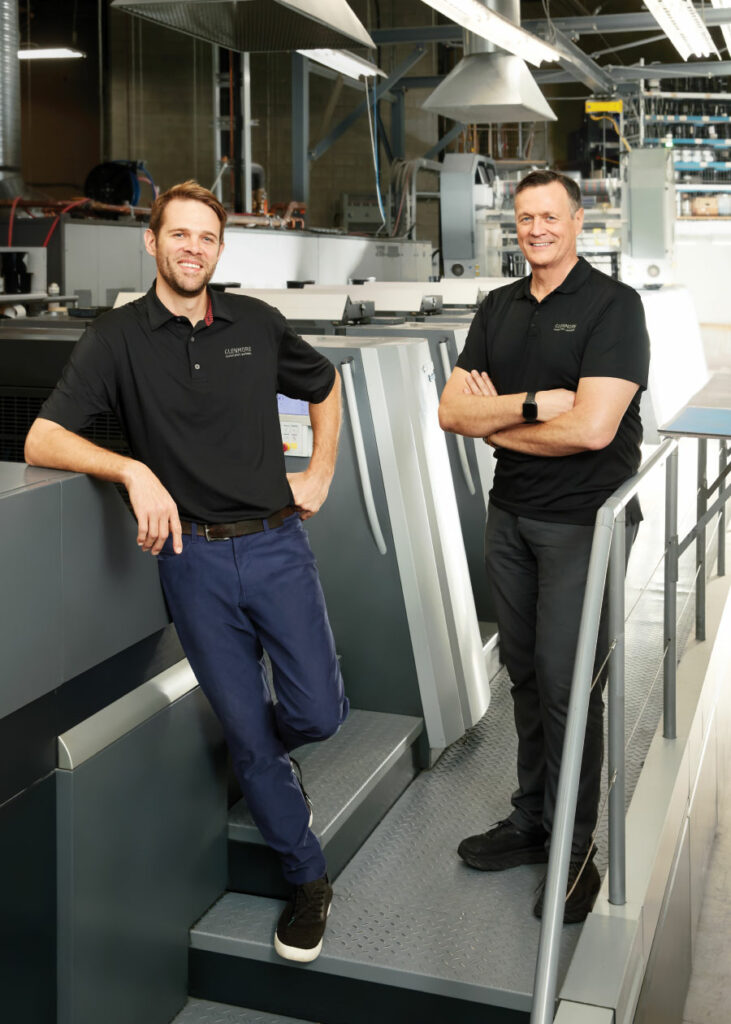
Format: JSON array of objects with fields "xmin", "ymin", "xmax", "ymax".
[{"xmin": 203, "ymin": 524, "xmax": 223, "ymax": 541}]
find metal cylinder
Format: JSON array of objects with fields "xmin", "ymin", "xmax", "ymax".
[
  {"xmin": 0, "ymin": 0, "xmax": 23, "ymax": 198},
  {"xmin": 464, "ymin": 0, "xmax": 521, "ymax": 56}
]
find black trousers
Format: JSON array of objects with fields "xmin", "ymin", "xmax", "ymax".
[{"xmin": 485, "ymin": 504, "xmax": 637, "ymax": 858}]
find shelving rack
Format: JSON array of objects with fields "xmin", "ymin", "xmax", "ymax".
[{"xmin": 627, "ymin": 83, "xmax": 731, "ymax": 217}]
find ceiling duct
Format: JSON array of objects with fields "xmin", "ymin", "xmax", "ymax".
[
  {"xmin": 110, "ymin": 0, "xmax": 375, "ymax": 52},
  {"xmin": 423, "ymin": 0, "xmax": 556, "ymax": 124},
  {"xmin": 0, "ymin": 0, "xmax": 24, "ymax": 199}
]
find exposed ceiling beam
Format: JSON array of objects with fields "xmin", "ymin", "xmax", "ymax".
[
  {"xmin": 371, "ymin": 10, "xmax": 731, "ymax": 46},
  {"xmin": 536, "ymin": 60, "xmax": 731, "ymax": 85},
  {"xmin": 522, "ymin": 9, "xmax": 731, "ymax": 36},
  {"xmin": 371, "ymin": 26, "xmax": 461, "ymax": 45},
  {"xmin": 544, "ymin": 26, "xmax": 615, "ymax": 93}
]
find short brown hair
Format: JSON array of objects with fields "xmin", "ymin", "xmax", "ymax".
[
  {"xmin": 514, "ymin": 170, "xmax": 582, "ymax": 215},
  {"xmin": 148, "ymin": 180, "xmax": 227, "ymax": 240}
]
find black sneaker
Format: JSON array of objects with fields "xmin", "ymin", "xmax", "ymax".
[
  {"xmin": 290, "ymin": 756, "xmax": 313, "ymax": 828},
  {"xmin": 533, "ymin": 848, "xmax": 601, "ymax": 924},
  {"xmin": 274, "ymin": 875, "xmax": 333, "ymax": 963},
  {"xmin": 458, "ymin": 819, "xmax": 548, "ymax": 871}
]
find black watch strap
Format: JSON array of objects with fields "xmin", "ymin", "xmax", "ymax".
[{"xmin": 522, "ymin": 391, "xmax": 538, "ymax": 423}]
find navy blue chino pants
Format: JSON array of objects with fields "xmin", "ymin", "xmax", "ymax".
[{"xmin": 157, "ymin": 511, "xmax": 348, "ymax": 884}]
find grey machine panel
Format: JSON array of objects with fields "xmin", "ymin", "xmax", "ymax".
[
  {"xmin": 284, "ymin": 336, "xmax": 490, "ymax": 758},
  {"xmin": 56, "ymin": 661, "xmax": 228, "ymax": 1024},
  {"xmin": 344, "ymin": 320, "xmax": 496, "ymax": 623},
  {"xmin": 0, "ymin": 464, "xmax": 170, "ymax": 719},
  {"xmin": 0, "ymin": 774, "xmax": 56, "ymax": 1024}
]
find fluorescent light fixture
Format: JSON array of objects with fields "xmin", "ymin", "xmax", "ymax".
[
  {"xmin": 18, "ymin": 47, "xmax": 85, "ymax": 60},
  {"xmin": 419, "ymin": 0, "xmax": 561, "ymax": 67},
  {"xmin": 711, "ymin": 0, "xmax": 731, "ymax": 56},
  {"xmin": 645, "ymin": 0, "xmax": 719, "ymax": 60},
  {"xmin": 297, "ymin": 48, "xmax": 384, "ymax": 79}
]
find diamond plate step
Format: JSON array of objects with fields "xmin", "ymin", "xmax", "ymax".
[
  {"xmin": 171, "ymin": 998, "xmax": 311, "ymax": 1023},
  {"xmin": 189, "ymin": 487, "xmax": 697, "ymax": 1024},
  {"xmin": 189, "ymin": 678, "xmax": 548, "ymax": 1024},
  {"xmin": 227, "ymin": 709, "xmax": 423, "ymax": 899}
]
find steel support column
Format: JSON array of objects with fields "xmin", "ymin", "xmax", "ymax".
[
  {"xmin": 392, "ymin": 89, "xmax": 406, "ymax": 161},
  {"xmin": 423, "ymin": 122, "xmax": 467, "ymax": 160},
  {"xmin": 212, "ymin": 45, "xmax": 223, "ymax": 201},
  {"xmin": 241, "ymin": 52, "xmax": 252, "ymax": 212},
  {"xmin": 310, "ymin": 46, "xmax": 426, "ymax": 162},
  {"xmin": 291, "ymin": 52, "xmax": 310, "ymax": 208}
]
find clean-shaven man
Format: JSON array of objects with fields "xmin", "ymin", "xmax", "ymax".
[{"xmin": 439, "ymin": 170, "xmax": 650, "ymax": 922}]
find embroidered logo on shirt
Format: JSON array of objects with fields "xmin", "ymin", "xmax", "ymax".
[
  {"xmin": 553, "ymin": 323, "xmax": 577, "ymax": 332},
  {"xmin": 224, "ymin": 346, "xmax": 252, "ymax": 358}
]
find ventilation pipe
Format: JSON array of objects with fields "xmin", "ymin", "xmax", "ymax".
[
  {"xmin": 423, "ymin": 0, "xmax": 556, "ymax": 124},
  {"xmin": 0, "ymin": 0, "xmax": 24, "ymax": 198}
]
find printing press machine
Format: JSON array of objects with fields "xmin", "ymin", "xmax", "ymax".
[
  {"xmin": 0, "ymin": 304, "xmax": 497, "ymax": 1023},
  {"xmin": 0, "ymin": 266, "xmax": 715, "ymax": 1024}
]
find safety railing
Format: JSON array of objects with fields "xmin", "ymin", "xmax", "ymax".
[{"xmin": 530, "ymin": 434, "xmax": 731, "ymax": 1024}]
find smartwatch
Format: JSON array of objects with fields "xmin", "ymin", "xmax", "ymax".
[{"xmin": 522, "ymin": 391, "xmax": 538, "ymax": 423}]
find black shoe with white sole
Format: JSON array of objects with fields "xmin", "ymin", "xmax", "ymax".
[{"xmin": 274, "ymin": 874, "xmax": 333, "ymax": 963}]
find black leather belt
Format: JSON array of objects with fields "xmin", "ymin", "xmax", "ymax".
[{"xmin": 180, "ymin": 506, "xmax": 297, "ymax": 541}]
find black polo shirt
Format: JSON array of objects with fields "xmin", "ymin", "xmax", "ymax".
[
  {"xmin": 39, "ymin": 284, "xmax": 336, "ymax": 522},
  {"xmin": 457, "ymin": 258, "xmax": 650, "ymax": 525}
]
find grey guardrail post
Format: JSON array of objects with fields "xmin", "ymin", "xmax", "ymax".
[
  {"xmin": 664, "ymin": 447, "xmax": 679, "ymax": 740},
  {"xmin": 607, "ymin": 510, "xmax": 626, "ymax": 906},
  {"xmin": 530, "ymin": 511, "xmax": 614, "ymax": 1024},
  {"xmin": 719, "ymin": 441, "xmax": 727, "ymax": 578},
  {"xmin": 531, "ymin": 438, "xmax": 677, "ymax": 1023},
  {"xmin": 696, "ymin": 438, "xmax": 708, "ymax": 641}
]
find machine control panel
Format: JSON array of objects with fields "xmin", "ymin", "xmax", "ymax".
[{"xmin": 278, "ymin": 395, "xmax": 313, "ymax": 458}]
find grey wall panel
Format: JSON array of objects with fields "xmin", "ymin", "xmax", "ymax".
[
  {"xmin": 0, "ymin": 464, "xmax": 64, "ymax": 717},
  {"xmin": 0, "ymin": 774, "xmax": 56, "ymax": 1024},
  {"xmin": 57, "ymin": 686, "xmax": 227, "ymax": 1024},
  {"xmin": 633, "ymin": 821, "xmax": 692, "ymax": 1024},
  {"xmin": 59, "ymin": 474, "xmax": 169, "ymax": 682},
  {"xmin": 689, "ymin": 723, "xmax": 718, "ymax": 947}
]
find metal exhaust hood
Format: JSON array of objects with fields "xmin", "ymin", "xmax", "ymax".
[
  {"xmin": 423, "ymin": 51, "xmax": 556, "ymax": 124},
  {"xmin": 110, "ymin": 0, "xmax": 375, "ymax": 52},
  {"xmin": 422, "ymin": 0, "xmax": 555, "ymax": 124}
]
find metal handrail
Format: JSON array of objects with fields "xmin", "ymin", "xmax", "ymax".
[{"xmin": 531, "ymin": 438, "xmax": 678, "ymax": 1024}]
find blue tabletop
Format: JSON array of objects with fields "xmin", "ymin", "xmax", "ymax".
[{"xmin": 660, "ymin": 406, "xmax": 731, "ymax": 440}]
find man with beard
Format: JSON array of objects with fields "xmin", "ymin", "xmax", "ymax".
[{"xmin": 25, "ymin": 180, "xmax": 348, "ymax": 962}]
